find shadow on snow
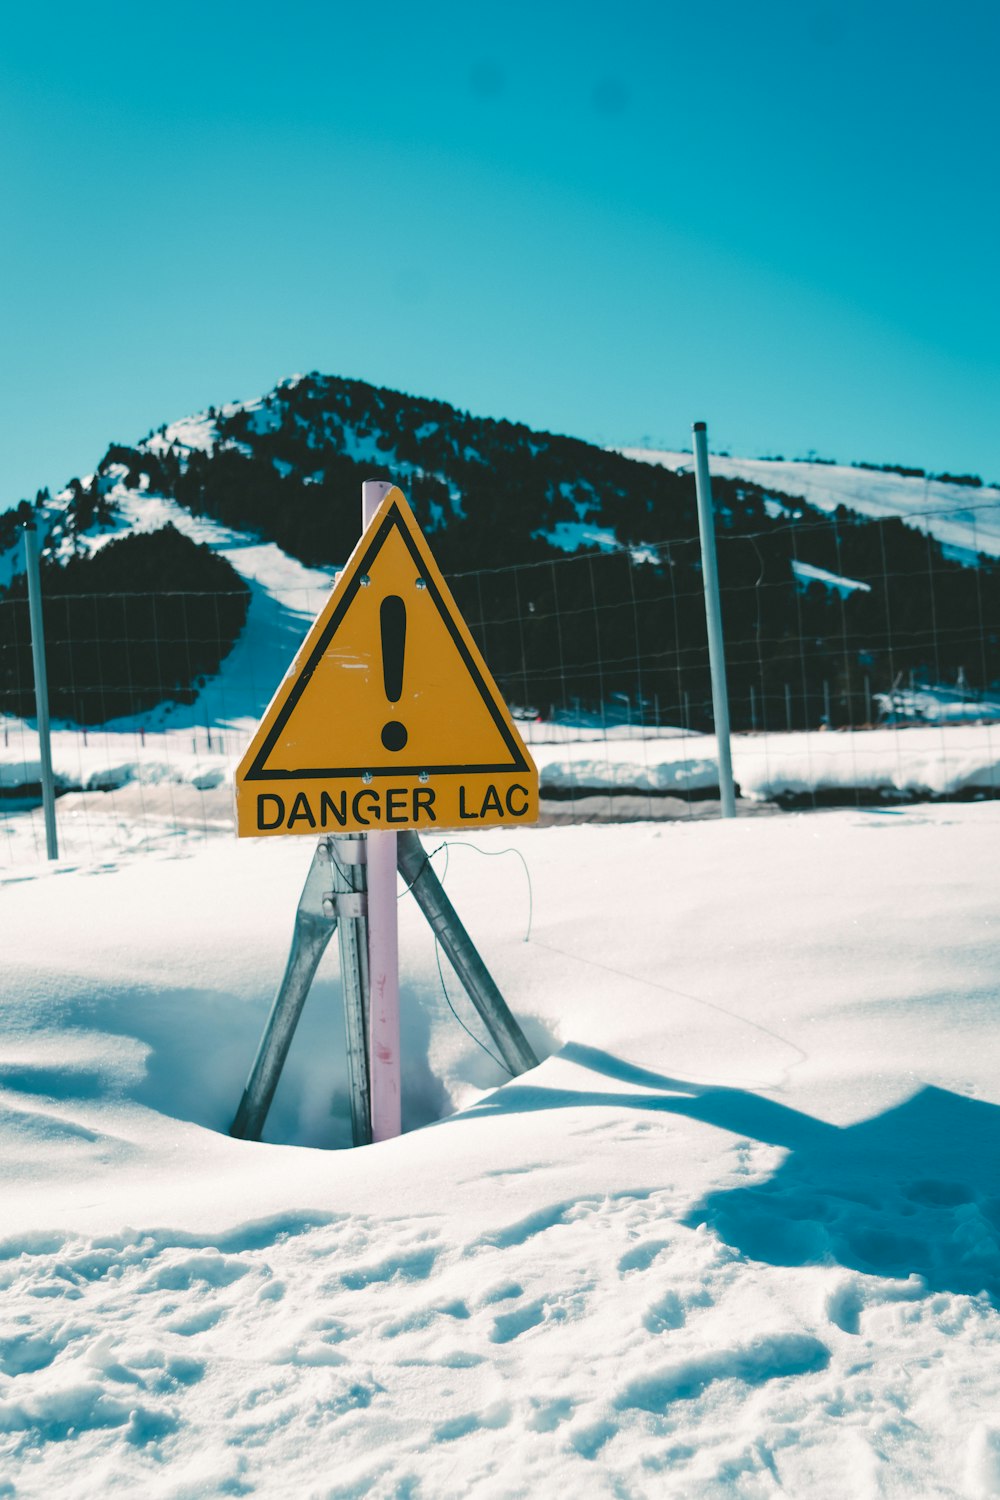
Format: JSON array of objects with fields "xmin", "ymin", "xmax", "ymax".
[{"xmin": 458, "ymin": 1043, "xmax": 1000, "ymax": 1303}]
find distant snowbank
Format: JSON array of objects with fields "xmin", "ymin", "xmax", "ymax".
[
  {"xmin": 3, "ymin": 722, "xmax": 998, "ymax": 830},
  {"xmin": 733, "ymin": 723, "xmax": 1000, "ymax": 801},
  {"xmin": 0, "ymin": 722, "xmax": 247, "ymax": 794},
  {"xmin": 537, "ymin": 724, "xmax": 1000, "ymax": 801}
]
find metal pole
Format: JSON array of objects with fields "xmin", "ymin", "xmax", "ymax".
[
  {"xmin": 397, "ymin": 831, "xmax": 539, "ymax": 1076},
  {"xmin": 23, "ymin": 525, "xmax": 58, "ymax": 859},
  {"xmin": 363, "ymin": 478, "xmax": 402, "ymax": 1143},
  {"xmin": 691, "ymin": 423, "xmax": 736, "ymax": 817},
  {"xmin": 331, "ymin": 835, "xmax": 372, "ymax": 1147}
]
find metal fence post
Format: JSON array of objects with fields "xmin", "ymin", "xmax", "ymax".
[
  {"xmin": 22, "ymin": 525, "xmax": 58, "ymax": 859},
  {"xmin": 692, "ymin": 423, "xmax": 736, "ymax": 818}
]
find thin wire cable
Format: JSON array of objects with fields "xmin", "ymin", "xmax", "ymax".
[
  {"xmin": 425, "ymin": 843, "xmax": 510, "ymax": 1074},
  {"xmin": 433, "ymin": 941, "xmax": 511, "ymax": 1076},
  {"xmin": 435, "ymin": 838, "xmax": 534, "ymax": 943},
  {"xmin": 528, "ymin": 935, "xmax": 809, "ymax": 1090},
  {"xmin": 416, "ymin": 838, "xmax": 536, "ymax": 1073}
]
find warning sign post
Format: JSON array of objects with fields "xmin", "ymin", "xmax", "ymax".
[
  {"xmin": 231, "ymin": 484, "xmax": 539, "ymax": 1150},
  {"xmin": 235, "ymin": 486, "xmax": 538, "ymax": 836}
]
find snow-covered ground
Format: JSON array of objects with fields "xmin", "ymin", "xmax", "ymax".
[{"xmin": 1, "ymin": 805, "xmax": 998, "ymax": 1497}]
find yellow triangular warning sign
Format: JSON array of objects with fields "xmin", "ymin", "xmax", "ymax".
[{"xmin": 235, "ymin": 487, "xmax": 539, "ymax": 836}]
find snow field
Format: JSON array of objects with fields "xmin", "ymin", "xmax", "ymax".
[{"xmin": 0, "ymin": 807, "xmax": 998, "ymax": 1495}]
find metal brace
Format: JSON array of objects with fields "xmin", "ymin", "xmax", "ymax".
[
  {"xmin": 334, "ymin": 838, "xmax": 367, "ymax": 866},
  {"xmin": 231, "ymin": 835, "xmax": 373, "ymax": 1145},
  {"xmin": 323, "ymin": 891, "xmax": 368, "ymax": 919}
]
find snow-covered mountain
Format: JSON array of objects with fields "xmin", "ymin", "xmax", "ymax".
[{"xmin": 3, "ymin": 373, "xmax": 1000, "ymax": 734}]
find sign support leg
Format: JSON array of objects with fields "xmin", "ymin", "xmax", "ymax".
[
  {"xmin": 231, "ymin": 841, "xmax": 339, "ymax": 1141},
  {"xmin": 396, "ymin": 830, "xmax": 539, "ymax": 1076}
]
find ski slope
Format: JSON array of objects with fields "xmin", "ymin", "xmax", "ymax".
[{"xmin": 622, "ymin": 449, "xmax": 1000, "ymax": 561}]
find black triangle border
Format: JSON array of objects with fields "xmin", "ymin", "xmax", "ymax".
[{"xmin": 246, "ymin": 501, "xmax": 531, "ymax": 780}]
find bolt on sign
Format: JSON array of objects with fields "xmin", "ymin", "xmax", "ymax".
[{"xmin": 235, "ymin": 487, "xmax": 539, "ymax": 836}]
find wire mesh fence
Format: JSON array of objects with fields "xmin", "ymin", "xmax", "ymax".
[
  {"xmin": 449, "ymin": 507, "xmax": 1000, "ymax": 735},
  {"xmin": 3, "ymin": 504, "xmax": 1000, "ymax": 863}
]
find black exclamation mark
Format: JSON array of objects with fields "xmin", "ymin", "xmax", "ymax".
[{"xmin": 380, "ymin": 594, "xmax": 408, "ymax": 752}]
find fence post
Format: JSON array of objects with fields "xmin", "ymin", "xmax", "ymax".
[
  {"xmin": 22, "ymin": 525, "xmax": 58, "ymax": 860},
  {"xmin": 692, "ymin": 422, "xmax": 736, "ymax": 817}
]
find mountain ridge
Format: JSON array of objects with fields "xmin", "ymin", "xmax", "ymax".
[{"xmin": 2, "ymin": 372, "xmax": 1000, "ymax": 731}]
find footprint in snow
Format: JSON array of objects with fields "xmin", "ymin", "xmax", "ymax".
[
  {"xmin": 335, "ymin": 1245, "xmax": 440, "ymax": 1291},
  {"xmin": 825, "ymin": 1272, "xmax": 927, "ymax": 1334},
  {"xmin": 526, "ymin": 1396, "xmax": 575, "ymax": 1432},
  {"xmin": 470, "ymin": 1196, "xmax": 606, "ymax": 1253},
  {"xmin": 433, "ymin": 1401, "xmax": 510, "ymax": 1442},
  {"xmin": 489, "ymin": 1299, "xmax": 549, "ymax": 1344},
  {"xmin": 0, "ymin": 1331, "xmax": 62, "ymax": 1376},
  {"xmin": 142, "ymin": 1250, "xmax": 251, "ymax": 1293},
  {"xmin": 642, "ymin": 1290, "xmax": 686, "ymax": 1334},
  {"xmin": 489, "ymin": 1290, "xmax": 587, "ymax": 1344},
  {"xmin": 479, "ymin": 1280, "xmax": 522, "ymax": 1305},
  {"xmin": 163, "ymin": 1305, "xmax": 226, "ymax": 1336},
  {"xmin": 569, "ymin": 1417, "xmax": 617, "ymax": 1459},
  {"xmin": 617, "ymin": 1332, "xmax": 830, "ymax": 1411},
  {"xmin": 618, "ymin": 1239, "xmax": 670, "ymax": 1275}
]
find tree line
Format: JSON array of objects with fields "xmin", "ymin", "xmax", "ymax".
[{"xmin": 0, "ymin": 526, "xmax": 249, "ymax": 724}]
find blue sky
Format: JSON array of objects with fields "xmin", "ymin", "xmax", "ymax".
[{"xmin": 1, "ymin": 0, "xmax": 997, "ymax": 509}]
